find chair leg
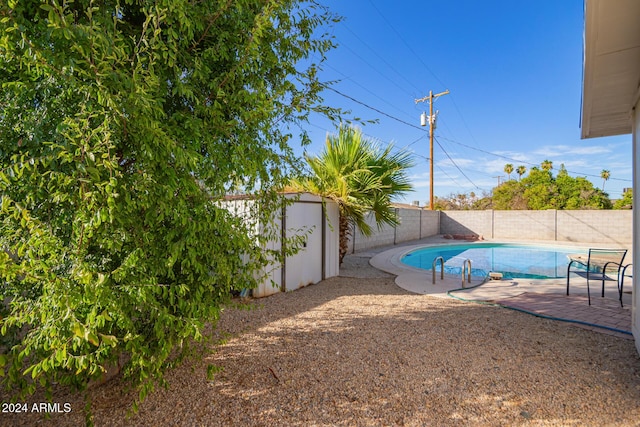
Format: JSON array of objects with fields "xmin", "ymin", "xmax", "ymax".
[
  {"xmin": 587, "ymin": 279, "xmax": 591, "ymax": 306},
  {"xmin": 620, "ymin": 287, "xmax": 624, "ymax": 308}
]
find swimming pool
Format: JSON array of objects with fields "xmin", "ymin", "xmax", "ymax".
[{"xmin": 401, "ymin": 243, "xmax": 588, "ymax": 279}]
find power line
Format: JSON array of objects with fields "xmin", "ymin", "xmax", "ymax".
[
  {"xmin": 322, "ymin": 29, "xmax": 481, "ymax": 175},
  {"xmin": 341, "ymin": 24, "xmax": 422, "ymax": 95},
  {"xmin": 435, "ymin": 163, "xmax": 468, "ymax": 193},
  {"xmin": 307, "ymin": 121, "xmax": 428, "ymax": 162},
  {"xmin": 325, "ymin": 86, "xmax": 422, "ymax": 130},
  {"xmin": 361, "ymin": 0, "xmax": 489, "ymax": 170},
  {"xmin": 447, "ymin": 97, "xmax": 483, "ymax": 151},
  {"xmin": 322, "ymin": 62, "xmax": 418, "ymax": 122},
  {"xmin": 437, "ymin": 136, "xmax": 632, "ymax": 182},
  {"xmin": 404, "ymin": 134, "xmax": 427, "ymax": 150},
  {"xmin": 333, "ymin": 39, "xmax": 415, "ymax": 98},
  {"xmin": 365, "ymin": 0, "xmax": 447, "ymax": 89},
  {"xmin": 334, "ymin": 0, "xmax": 510, "ymax": 192},
  {"xmin": 326, "ymin": 86, "xmax": 481, "ymax": 190},
  {"xmin": 434, "ymin": 136, "xmax": 481, "ymax": 191},
  {"xmin": 320, "ymin": 86, "xmax": 630, "ymax": 192}
]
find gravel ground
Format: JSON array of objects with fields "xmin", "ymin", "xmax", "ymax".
[{"xmin": 3, "ymin": 254, "xmax": 640, "ymax": 426}]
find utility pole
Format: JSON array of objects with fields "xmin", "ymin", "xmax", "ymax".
[{"xmin": 415, "ymin": 89, "xmax": 449, "ymax": 210}]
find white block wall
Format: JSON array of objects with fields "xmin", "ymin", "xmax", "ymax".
[
  {"xmin": 440, "ymin": 210, "xmax": 493, "ymax": 238},
  {"xmin": 349, "ymin": 208, "xmax": 441, "ymax": 253},
  {"xmin": 557, "ymin": 210, "xmax": 632, "ymax": 245},
  {"xmin": 493, "ymin": 210, "xmax": 557, "ymax": 240},
  {"xmin": 348, "ymin": 208, "xmax": 632, "ymax": 253}
]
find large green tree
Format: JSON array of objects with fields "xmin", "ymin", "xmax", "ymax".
[
  {"xmin": 556, "ymin": 165, "xmax": 611, "ymax": 209},
  {"xmin": 0, "ymin": 0, "xmax": 339, "ymax": 411},
  {"xmin": 492, "ymin": 163, "xmax": 611, "ymax": 210},
  {"xmin": 613, "ymin": 188, "xmax": 633, "ymax": 209},
  {"xmin": 289, "ymin": 125, "xmax": 414, "ymax": 263},
  {"xmin": 491, "ymin": 180, "xmax": 527, "ymax": 210},
  {"xmin": 523, "ymin": 166, "xmax": 558, "ymax": 209}
]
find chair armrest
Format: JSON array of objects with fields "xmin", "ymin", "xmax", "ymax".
[
  {"xmin": 567, "ymin": 258, "xmax": 587, "ymax": 270},
  {"xmin": 602, "ymin": 261, "xmax": 623, "ymax": 273}
]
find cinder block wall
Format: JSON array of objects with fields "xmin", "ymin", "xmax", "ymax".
[
  {"xmin": 351, "ymin": 212, "xmax": 396, "ymax": 252},
  {"xmin": 440, "ymin": 211, "xmax": 493, "ymax": 238},
  {"xmin": 421, "ymin": 210, "xmax": 440, "ymax": 236},
  {"xmin": 349, "ymin": 208, "xmax": 441, "ymax": 253},
  {"xmin": 443, "ymin": 210, "xmax": 631, "ymax": 244},
  {"xmin": 556, "ymin": 210, "xmax": 632, "ymax": 245},
  {"xmin": 395, "ymin": 209, "xmax": 421, "ymax": 243},
  {"xmin": 493, "ymin": 210, "xmax": 557, "ymax": 240},
  {"xmin": 347, "ymin": 209, "xmax": 632, "ymax": 253}
]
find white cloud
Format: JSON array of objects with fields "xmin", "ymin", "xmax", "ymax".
[
  {"xmin": 533, "ymin": 144, "xmax": 611, "ymax": 157},
  {"xmin": 412, "ymin": 179, "xmax": 430, "ymax": 189}
]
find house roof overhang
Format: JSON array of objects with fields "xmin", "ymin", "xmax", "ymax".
[{"xmin": 581, "ymin": 0, "xmax": 640, "ymax": 139}]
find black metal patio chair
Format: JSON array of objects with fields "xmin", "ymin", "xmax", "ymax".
[
  {"xmin": 566, "ymin": 248, "xmax": 627, "ymax": 306},
  {"xmin": 618, "ymin": 263, "xmax": 633, "ymax": 308}
]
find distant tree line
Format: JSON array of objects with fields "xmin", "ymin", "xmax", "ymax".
[{"xmin": 434, "ymin": 161, "xmax": 632, "ymax": 210}]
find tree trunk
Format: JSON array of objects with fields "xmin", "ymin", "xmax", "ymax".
[{"xmin": 338, "ymin": 212, "xmax": 351, "ymax": 265}]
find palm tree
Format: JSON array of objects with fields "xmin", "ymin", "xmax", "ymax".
[
  {"xmin": 504, "ymin": 164, "xmax": 514, "ymax": 180},
  {"xmin": 290, "ymin": 125, "xmax": 414, "ymax": 264},
  {"xmin": 516, "ymin": 165, "xmax": 527, "ymax": 180},
  {"xmin": 541, "ymin": 160, "xmax": 553, "ymax": 172},
  {"xmin": 601, "ymin": 169, "xmax": 610, "ymax": 190}
]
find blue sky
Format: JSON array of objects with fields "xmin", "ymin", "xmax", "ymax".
[{"xmin": 297, "ymin": 0, "xmax": 633, "ymax": 205}]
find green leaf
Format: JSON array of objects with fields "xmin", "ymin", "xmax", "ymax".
[
  {"xmin": 99, "ymin": 333, "xmax": 118, "ymax": 347},
  {"xmin": 73, "ymin": 323, "xmax": 84, "ymax": 339},
  {"xmin": 55, "ymin": 347, "xmax": 67, "ymax": 364},
  {"xmin": 206, "ymin": 364, "xmax": 223, "ymax": 381},
  {"xmin": 86, "ymin": 332, "xmax": 99, "ymax": 347}
]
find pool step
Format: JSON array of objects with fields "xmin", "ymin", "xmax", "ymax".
[{"xmin": 489, "ymin": 271, "xmax": 504, "ymax": 280}]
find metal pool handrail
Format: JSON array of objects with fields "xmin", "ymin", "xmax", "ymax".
[
  {"xmin": 432, "ymin": 256, "xmax": 444, "ymax": 284},
  {"xmin": 461, "ymin": 259, "xmax": 472, "ymax": 288}
]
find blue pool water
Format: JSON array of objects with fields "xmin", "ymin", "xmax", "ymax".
[{"xmin": 401, "ymin": 243, "xmax": 587, "ymax": 279}]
